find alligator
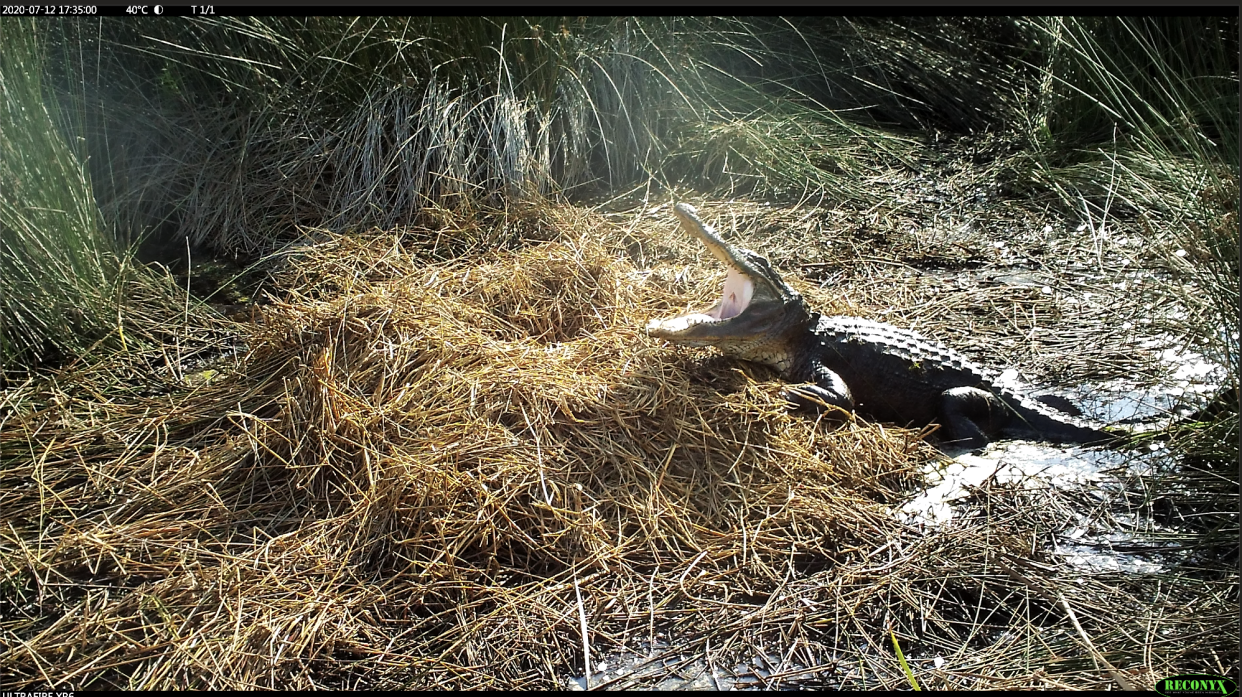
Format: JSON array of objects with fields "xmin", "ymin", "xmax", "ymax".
[{"xmin": 646, "ymin": 203, "xmax": 1121, "ymax": 449}]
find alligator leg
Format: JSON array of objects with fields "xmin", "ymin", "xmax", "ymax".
[
  {"xmin": 939, "ymin": 386, "xmax": 1007, "ymax": 449},
  {"xmin": 785, "ymin": 367, "xmax": 854, "ymax": 415}
]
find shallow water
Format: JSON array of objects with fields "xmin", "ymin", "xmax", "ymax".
[
  {"xmin": 564, "ymin": 639, "xmax": 834, "ymax": 691},
  {"xmin": 1066, "ymin": 335, "xmax": 1226, "ymax": 424},
  {"xmin": 900, "ymin": 335, "xmax": 1224, "ymax": 570}
]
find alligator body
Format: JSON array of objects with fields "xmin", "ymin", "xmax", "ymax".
[{"xmin": 646, "ymin": 203, "xmax": 1117, "ymax": 449}]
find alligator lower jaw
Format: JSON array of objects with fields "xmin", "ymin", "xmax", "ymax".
[
  {"xmin": 645, "ymin": 309, "xmax": 720, "ymax": 340},
  {"xmin": 646, "ymin": 314, "xmax": 712, "ymax": 336}
]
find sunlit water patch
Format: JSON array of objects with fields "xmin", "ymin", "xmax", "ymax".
[
  {"xmin": 899, "ymin": 442, "xmax": 1131, "ymax": 527},
  {"xmin": 898, "ymin": 437, "xmax": 1193, "ymax": 575},
  {"xmin": 1065, "ymin": 335, "xmax": 1227, "ymax": 424},
  {"xmin": 562, "ymin": 638, "xmax": 838, "ymax": 690}
]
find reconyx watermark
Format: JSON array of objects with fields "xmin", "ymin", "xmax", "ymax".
[{"xmin": 1155, "ymin": 674, "xmax": 1238, "ymax": 697}]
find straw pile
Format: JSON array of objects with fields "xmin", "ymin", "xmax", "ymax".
[{"xmin": 0, "ymin": 202, "xmax": 1229, "ymax": 689}]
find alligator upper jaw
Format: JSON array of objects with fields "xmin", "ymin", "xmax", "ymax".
[{"xmin": 670, "ymin": 203, "xmax": 770, "ymax": 284}]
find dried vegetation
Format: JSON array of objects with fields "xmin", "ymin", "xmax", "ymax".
[{"xmin": 2, "ymin": 201, "xmax": 1232, "ymax": 689}]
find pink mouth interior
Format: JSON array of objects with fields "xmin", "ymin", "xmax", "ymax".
[{"xmin": 710, "ymin": 269, "xmax": 754, "ymax": 320}]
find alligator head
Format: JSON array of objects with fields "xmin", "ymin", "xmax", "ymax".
[{"xmin": 646, "ymin": 203, "xmax": 813, "ymax": 373}]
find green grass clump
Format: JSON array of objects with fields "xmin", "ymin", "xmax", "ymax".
[
  {"xmin": 1019, "ymin": 15, "xmax": 1238, "ymax": 560},
  {"xmin": 0, "ymin": 19, "xmax": 127, "ymax": 371},
  {"xmin": 1, "ymin": 19, "xmax": 233, "ymax": 379},
  {"xmin": 1023, "ymin": 15, "xmax": 1238, "ymax": 431},
  {"xmin": 44, "ymin": 16, "xmax": 1042, "ymax": 259}
]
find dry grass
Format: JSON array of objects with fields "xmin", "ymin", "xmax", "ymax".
[{"xmin": 0, "ymin": 201, "xmax": 1233, "ymax": 689}]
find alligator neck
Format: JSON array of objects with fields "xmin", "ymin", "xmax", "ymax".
[{"xmin": 745, "ymin": 312, "xmax": 821, "ymax": 380}]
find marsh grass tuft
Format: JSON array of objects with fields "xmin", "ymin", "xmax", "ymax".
[
  {"xmin": 1021, "ymin": 17, "xmax": 1238, "ymax": 522},
  {"xmin": 42, "ymin": 16, "xmax": 1037, "ymax": 259},
  {"xmin": 0, "ymin": 20, "xmax": 233, "ymax": 382},
  {"xmin": 0, "ymin": 19, "xmax": 124, "ymax": 370}
]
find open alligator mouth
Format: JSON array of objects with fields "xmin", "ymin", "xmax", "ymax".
[
  {"xmin": 646, "ymin": 203, "xmax": 762, "ymax": 336},
  {"xmin": 655, "ymin": 267, "xmax": 755, "ymax": 332},
  {"xmin": 646, "ymin": 203, "xmax": 804, "ymax": 344},
  {"xmin": 709, "ymin": 268, "xmax": 755, "ymax": 320}
]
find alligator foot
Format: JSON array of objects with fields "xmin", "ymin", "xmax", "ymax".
[
  {"xmin": 1033, "ymin": 393, "xmax": 1084, "ymax": 417},
  {"xmin": 939, "ymin": 386, "xmax": 1007, "ymax": 450},
  {"xmin": 785, "ymin": 368, "xmax": 854, "ymax": 416},
  {"xmin": 785, "ymin": 384, "xmax": 854, "ymax": 415}
]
